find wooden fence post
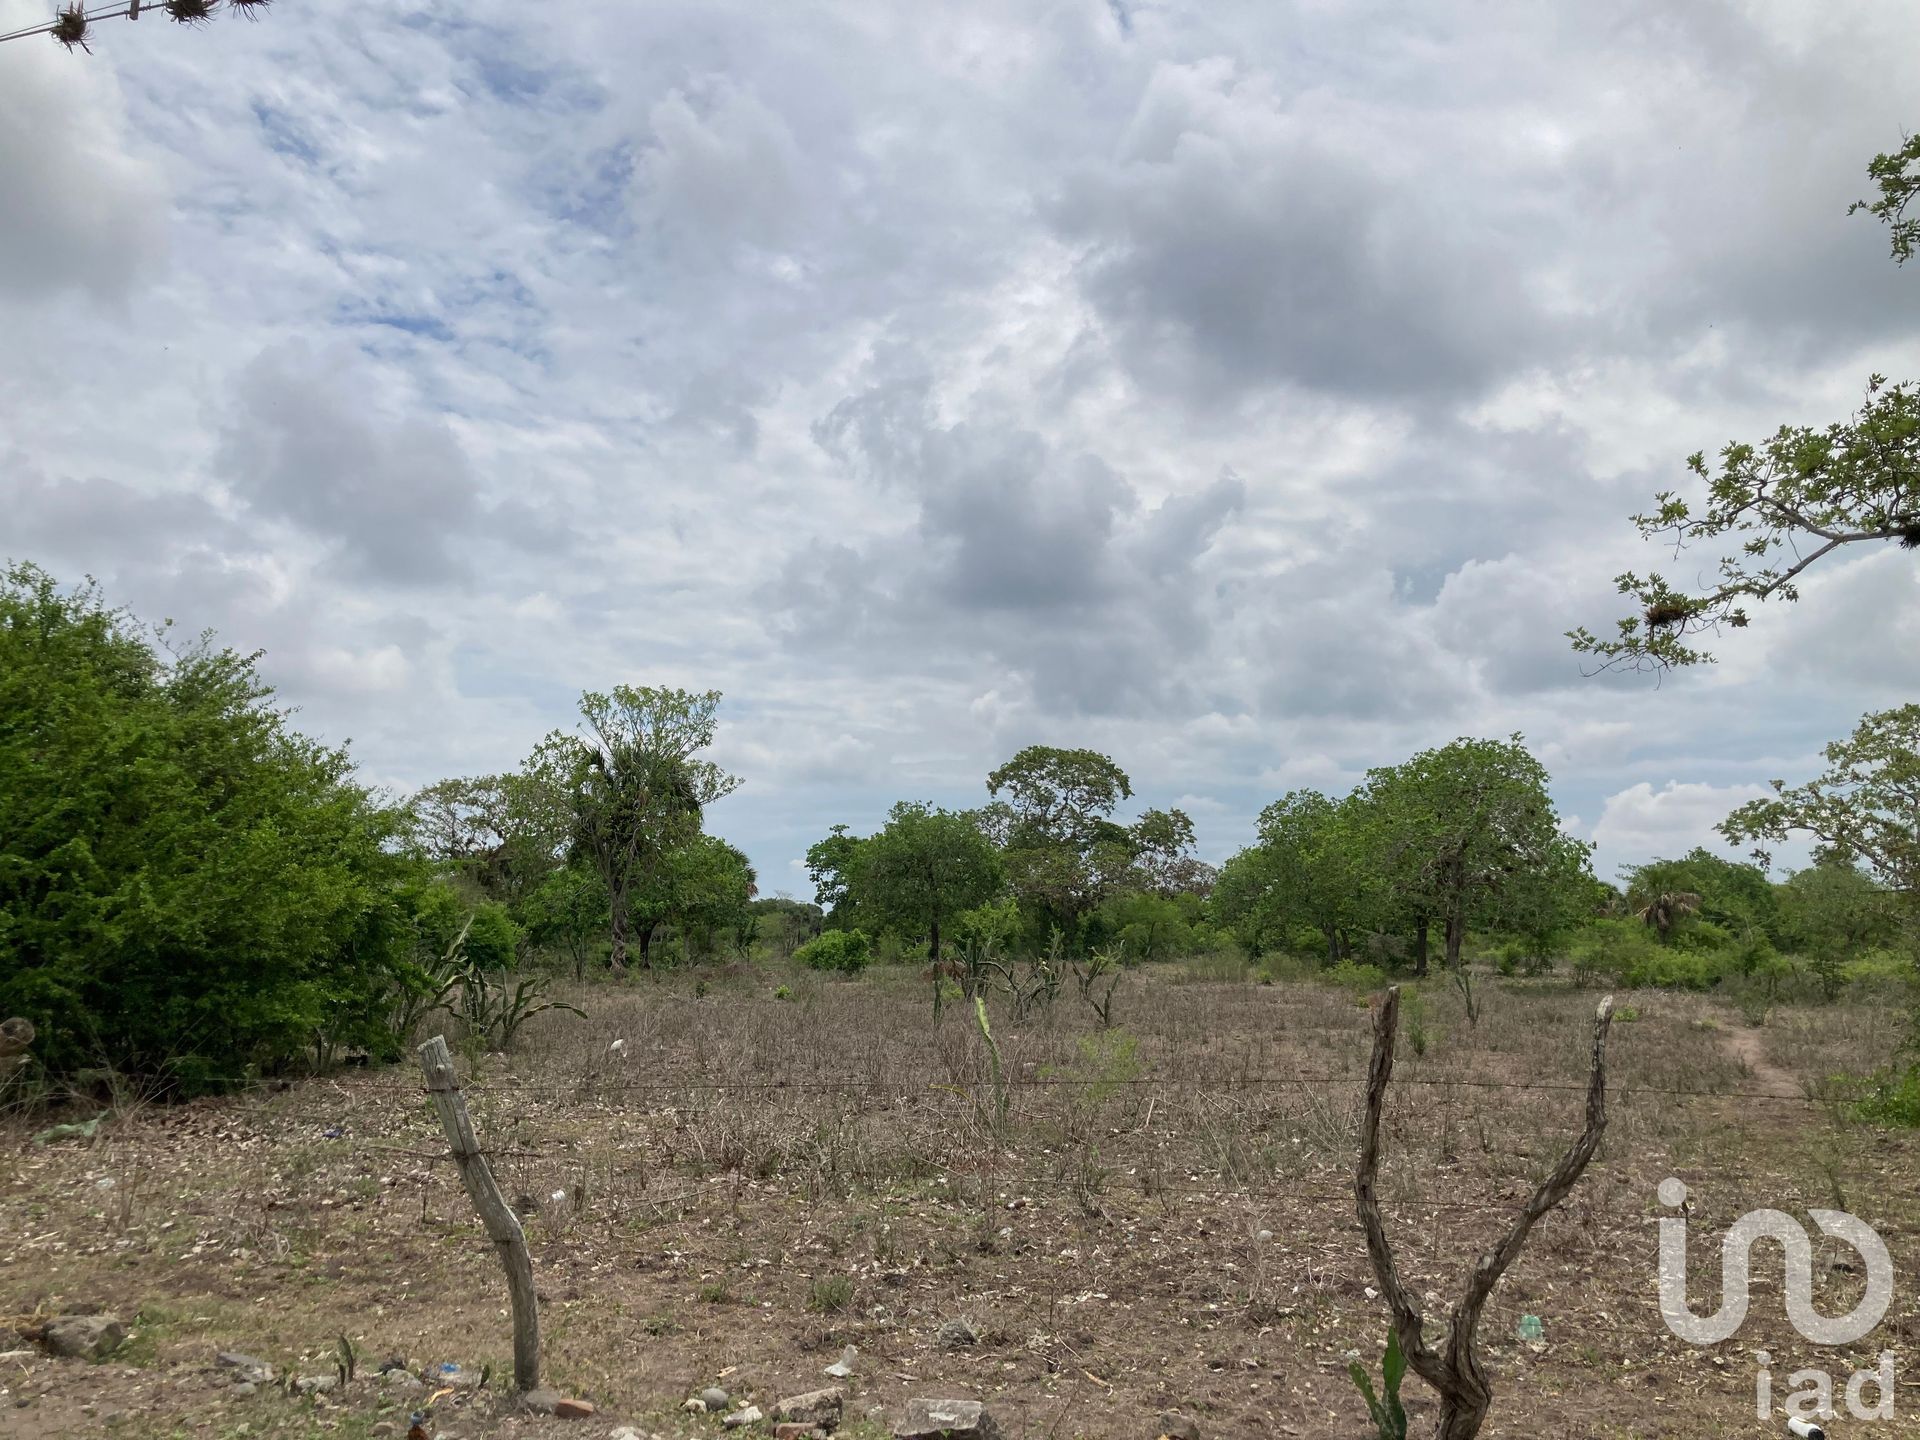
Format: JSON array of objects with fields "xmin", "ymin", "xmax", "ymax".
[{"xmin": 417, "ymin": 1034, "xmax": 540, "ymax": 1394}]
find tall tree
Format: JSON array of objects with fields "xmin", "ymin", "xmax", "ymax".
[
  {"xmin": 1721, "ymin": 704, "xmax": 1920, "ymax": 924},
  {"xmin": 1571, "ymin": 140, "xmax": 1920, "ymax": 671},
  {"xmin": 1213, "ymin": 791, "xmax": 1373, "ymax": 966},
  {"xmin": 805, "ymin": 823, "xmax": 867, "ymax": 927},
  {"xmin": 1363, "ymin": 736, "xmax": 1591, "ymax": 972},
  {"xmin": 536, "ymin": 687, "xmax": 739, "ymax": 970},
  {"xmin": 851, "ymin": 802, "xmax": 1003, "ymax": 963},
  {"xmin": 986, "ymin": 745, "xmax": 1133, "ymax": 944}
]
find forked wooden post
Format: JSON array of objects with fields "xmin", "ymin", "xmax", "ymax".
[
  {"xmin": 417, "ymin": 1034, "xmax": 540, "ymax": 1393},
  {"xmin": 1355, "ymin": 986, "xmax": 1614, "ymax": 1440}
]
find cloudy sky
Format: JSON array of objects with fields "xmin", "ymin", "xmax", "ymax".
[{"xmin": 5, "ymin": 0, "xmax": 1917, "ymax": 895}]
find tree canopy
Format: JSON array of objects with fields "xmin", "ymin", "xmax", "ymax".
[{"xmin": 1571, "ymin": 139, "xmax": 1920, "ymax": 671}]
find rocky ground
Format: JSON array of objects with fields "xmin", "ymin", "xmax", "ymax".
[{"xmin": 6, "ymin": 963, "xmax": 1920, "ymax": 1438}]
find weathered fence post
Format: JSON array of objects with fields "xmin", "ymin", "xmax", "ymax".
[
  {"xmin": 417, "ymin": 1034, "xmax": 540, "ymax": 1393},
  {"xmin": 1355, "ymin": 987, "xmax": 1614, "ymax": 1440}
]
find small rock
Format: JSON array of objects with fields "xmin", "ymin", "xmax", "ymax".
[
  {"xmin": 371, "ymin": 1425, "xmax": 398, "ymax": 1438},
  {"xmin": 523, "ymin": 1389, "xmax": 564, "ymax": 1416},
  {"xmin": 683, "ymin": 1399, "xmax": 708, "ymax": 1415},
  {"xmin": 724, "ymin": 1406, "xmax": 764, "ymax": 1430},
  {"xmin": 382, "ymin": 1371, "xmax": 426, "ymax": 1393},
  {"xmin": 608, "ymin": 1429, "xmax": 646, "ymax": 1440},
  {"xmin": 40, "ymin": 1315, "xmax": 127, "ymax": 1361},
  {"xmin": 823, "ymin": 1345, "xmax": 857, "ymax": 1379},
  {"xmin": 701, "ymin": 1387, "xmax": 732, "ymax": 1412},
  {"xmin": 770, "ymin": 1386, "xmax": 843, "ymax": 1428},
  {"xmin": 230, "ymin": 1383, "xmax": 257, "ymax": 1398},
  {"xmin": 216, "ymin": 1352, "xmax": 275, "ymax": 1385},
  {"xmin": 1156, "ymin": 1413, "xmax": 1201, "ymax": 1440},
  {"xmin": 936, "ymin": 1318, "xmax": 977, "ymax": 1351},
  {"xmin": 555, "ymin": 1398, "xmax": 597, "ymax": 1420},
  {"xmin": 773, "ymin": 1426, "xmax": 823, "ymax": 1440},
  {"xmin": 293, "ymin": 1374, "xmax": 338, "ymax": 1396},
  {"xmin": 895, "ymin": 1398, "xmax": 1002, "ymax": 1440}
]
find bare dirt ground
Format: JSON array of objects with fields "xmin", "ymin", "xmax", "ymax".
[{"xmin": 5, "ymin": 963, "xmax": 1919, "ymax": 1440}]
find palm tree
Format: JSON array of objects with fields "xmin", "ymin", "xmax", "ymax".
[{"xmin": 1633, "ymin": 890, "xmax": 1703, "ymax": 944}]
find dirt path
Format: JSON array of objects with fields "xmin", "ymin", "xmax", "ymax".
[{"xmin": 1718, "ymin": 1020, "xmax": 1801, "ymax": 1098}]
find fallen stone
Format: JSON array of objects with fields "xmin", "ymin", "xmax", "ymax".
[
  {"xmin": 216, "ymin": 1351, "xmax": 275, "ymax": 1385},
  {"xmin": 700, "ymin": 1386, "xmax": 732, "ymax": 1412},
  {"xmin": 724, "ymin": 1406, "xmax": 764, "ymax": 1429},
  {"xmin": 894, "ymin": 1398, "xmax": 1002, "ymax": 1440},
  {"xmin": 770, "ymin": 1386, "xmax": 842, "ymax": 1429},
  {"xmin": 40, "ymin": 1315, "xmax": 127, "ymax": 1361},
  {"xmin": 608, "ymin": 1429, "xmax": 647, "ymax": 1440},
  {"xmin": 823, "ymin": 1345, "xmax": 857, "ymax": 1379},
  {"xmin": 935, "ymin": 1319, "xmax": 977, "ymax": 1351},
  {"xmin": 230, "ymin": 1383, "xmax": 257, "ymax": 1399},
  {"xmin": 292, "ymin": 1374, "xmax": 338, "ymax": 1396},
  {"xmin": 1155, "ymin": 1413, "xmax": 1200, "ymax": 1440},
  {"xmin": 370, "ymin": 1424, "xmax": 398, "ymax": 1438},
  {"xmin": 555, "ymin": 1398, "xmax": 597, "ymax": 1420},
  {"xmin": 523, "ymin": 1389, "xmax": 564, "ymax": 1416}
]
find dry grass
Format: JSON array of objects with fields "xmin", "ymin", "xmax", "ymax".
[{"xmin": 3, "ymin": 963, "xmax": 1919, "ymax": 1439}]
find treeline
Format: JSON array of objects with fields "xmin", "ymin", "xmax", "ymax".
[
  {"xmin": 4, "ymin": 563, "xmax": 1911, "ymax": 1091},
  {"xmin": 802, "ymin": 746, "xmax": 1219, "ymax": 969}
]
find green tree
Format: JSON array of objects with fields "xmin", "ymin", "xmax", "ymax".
[
  {"xmin": 986, "ymin": 745, "xmax": 1133, "ymax": 945},
  {"xmin": 1362, "ymin": 736, "xmax": 1591, "ymax": 973},
  {"xmin": 1722, "ymin": 705, "xmax": 1920, "ymax": 930},
  {"xmin": 851, "ymin": 802, "xmax": 1003, "ymax": 963},
  {"xmin": 536, "ymin": 687, "xmax": 739, "ymax": 970},
  {"xmin": 805, "ymin": 823, "xmax": 867, "ymax": 927},
  {"xmin": 1620, "ymin": 848, "xmax": 1776, "ymax": 946},
  {"xmin": 1572, "ymin": 141, "xmax": 1920, "ymax": 671},
  {"xmin": 518, "ymin": 864, "xmax": 610, "ymax": 979},
  {"xmin": 1216, "ymin": 790, "xmax": 1374, "ymax": 966},
  {"xmin": 659, "ymin": 835, "xmax": 757, "ymax": 961},
  {"xmin": 0, "ymin": 563, "xmax": 414, "ymax": 1086},
  {"xmin": 1777, "ymin": 860, "xmax": 1898, "ymax": 962},
  {"xmin": 407, "ymin": 770, "xmax": 568, "ymax": 906}
]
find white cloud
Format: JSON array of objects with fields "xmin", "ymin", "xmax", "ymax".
[
  {"xmin": 1, "ymin": 0, "xmax": 1915, "ymax": 891},
  {"xmin": 1589, "ymin": 780, "xmax": 1773, "ymax": 881}
]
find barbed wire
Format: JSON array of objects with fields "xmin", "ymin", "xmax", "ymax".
[
  {"xmin": 0, "ymin": 0, "xmax": 268, "ymax": 50},
  {"xmin": 168, "ymin": 1069, "xmax": 1819, "ymax": 1104}
]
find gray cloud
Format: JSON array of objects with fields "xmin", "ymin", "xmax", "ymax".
[
  {"xmin": 217, "ymin": 343, "xmax": 484, "ymax": 583},
  {"xmin": 3, "ymin": 0, "xmax": 1918, "ymax": 893},
  {"xmin": 0, "ymin": 45, "xmax": 166, "ymax": 303}
]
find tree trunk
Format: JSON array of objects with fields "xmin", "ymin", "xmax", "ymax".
[
  {"xmin": 930, "ymin": 913, "xmax": 941, "ymax": 965},
  {"xmin": 638, "ymin": 921, "xmax": 658, "ymax": 970},
  {"xmin": 1445, "ymin": 909, "xmax": 1466, "ymax": 971},
  {"xmin": 1325, "ymin": 927, "xmax": 1340, "ymax": 967},
  {"xmin": 1412, "ymin": 914, "xmax": 1430, "ymax": 977},
  {"xmin": 608, "ymin": 902, "xmax": 629, "ymax": 971}
]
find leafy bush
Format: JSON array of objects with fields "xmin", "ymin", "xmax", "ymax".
[
  {"xmin": 0, "ymin": 565, "xmax": 417, "ymax": 1090},
  {"xmin": 794, "ymin": 928, "xmax": 871, "ymax": 974},
  {"xmin": 1326, "ymin": 960, "xmax": 1389, "ymax": 992},
  {"xmin": 1852, "ymin": 1065, "xmax": 1920, "ymax": 1127},
  {"xmin": 1622, "ymin": 948, "xmax": 1723, "ymax": 991}
]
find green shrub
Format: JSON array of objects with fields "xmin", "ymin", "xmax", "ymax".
[
  {"xmin": 1326, "ymin": 960, "xmax": 1389, "ymax": 992},
  {"xmin": 794, "ymin": 928, "xmax": 871, "ymax": 974},
  {"xmin": 0, "ymin": 564, "xmax": 417, "ymax": 1089},
  {"xmin": 1853, "ymin": 1065, "xmax": 1920, "ymax": 1127},
  {"xmin": 1622, "ymin": 948, "xmax": 1723, "ymax": 991}
]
